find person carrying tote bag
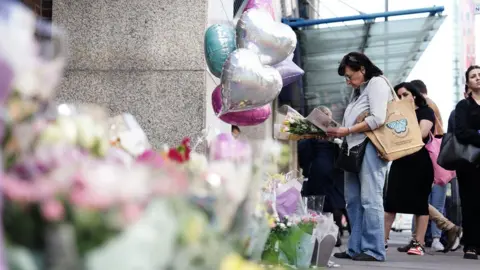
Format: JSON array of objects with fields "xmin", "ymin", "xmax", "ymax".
[
  {"xmin": 364, "ymin": 77, "xmax": 425, "ymax": 161},
  {"xmin": 327, "ymin": 52, "xmax": 391, "ymax": 262}
]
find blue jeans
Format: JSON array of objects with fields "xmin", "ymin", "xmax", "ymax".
[
  {"xmin": 429, "ymin": 184, "xmax": 447, "ymax": 238},
  {"xmin": 345, "ymin": 142, "xmax": 388, "ymax": 261}
]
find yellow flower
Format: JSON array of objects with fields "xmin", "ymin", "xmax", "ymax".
[
  {"xmin": 268, "ymin": 215, "xmax": 276, "ymax": 228},
  {"xmin": 182, "ymin": 214, "xmax": 206, "ymax": 244},
  {"xmin": 240, "ymin": 261, "xmax": 263, "ymax": 270},
  {"xmin": 220, "ymin": 254, "xmax": 243, "ymax": 270},
  {"xmin": 270, "ymin": 173, "xmax": 286, "ymax": 184},
  {"xmin": 220, "ymin": 254, "xmax": 262, "ymax": 270}
]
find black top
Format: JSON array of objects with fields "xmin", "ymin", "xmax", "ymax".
[
  {"xmin": 416, "ymin": 105, "xmax": 436, "ymax": 143},
  {"xmin": 297, "ymin": 139, "xmax": 345, "ymax": 212},
  {"xmin": 455, "ymin": 96, "xmax": 480, "ymax": 147}
]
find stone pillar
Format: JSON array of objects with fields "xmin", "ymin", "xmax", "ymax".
[{"xmin": 53, "ymin": 0, "xmax": 208, "ymax": 148}]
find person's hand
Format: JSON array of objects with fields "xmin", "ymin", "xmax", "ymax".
[{"xmin": 327, "ymin": 127, "xmax": 350, "ymax": 138}]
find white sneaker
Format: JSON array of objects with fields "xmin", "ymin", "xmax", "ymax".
[{"xmin": 432, "ymin": 238, "xmax": 445, "ymax": 252}]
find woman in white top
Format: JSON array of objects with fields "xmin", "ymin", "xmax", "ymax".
[{"xmin": 327, "ymin": 52, "xmax": 393, "ymax": 262}]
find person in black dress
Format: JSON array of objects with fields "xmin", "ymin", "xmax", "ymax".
[
  {"xmin": 384, "ymin": 82, "xmax": 435, "ymax": 256},
  {"xmin": 454, "ymin": 65, "xmax": 480, "ymax": 260}
]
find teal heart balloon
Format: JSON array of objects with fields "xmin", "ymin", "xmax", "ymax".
[{"xmin": 204, "ymin": 24, "xmax": 236, "ymax": 78}]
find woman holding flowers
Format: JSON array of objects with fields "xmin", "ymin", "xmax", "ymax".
[{"xmin": 327, "ymin": 52, "xmax": 393, "ymax": 262}]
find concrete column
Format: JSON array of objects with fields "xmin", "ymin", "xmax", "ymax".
[{"xmin": 53, "ymin": 0, "xmax": 208, "ymax": 148}]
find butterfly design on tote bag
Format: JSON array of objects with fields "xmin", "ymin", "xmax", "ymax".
[{"xmin": 386, "ymin": 119, "xmax": 408, "ymax": 134}]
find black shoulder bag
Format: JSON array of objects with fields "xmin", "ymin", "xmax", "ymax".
[{"xmin": 335, "ymin": 138, "xmax": 369, "ymax": 173}]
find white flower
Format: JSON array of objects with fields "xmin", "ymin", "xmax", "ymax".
[
  {"xmin": 56, "ymin": 116, "xmax": 78, "ymax": 144},
  {"xmin": 75, "ymin": 116, "xmax": 97, "ymax": 149},
  {"xmin": 187, "ymin": 152, "xmax": 209, "ymax": 173},
  {"xmin": 287, "ymin": 222, "xmax": 292, "ymax": 227},
  {"xmin": 279, "ymin": 223, "xmax": 286, "ymax": 230},
  {"xmin": 39, "ymin": 125, "xmax": 63, "ymax": 144}
]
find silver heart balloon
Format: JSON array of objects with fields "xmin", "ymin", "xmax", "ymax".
[
  {"xmin": 220, "ymin": 48, "xmax": 282, "ymax": 114},
  {"xmin": 236, "ymin": 8, "xmax": 297, "ymax": 65}
]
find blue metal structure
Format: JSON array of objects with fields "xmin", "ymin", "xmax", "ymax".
[
  {"xmin": 282, "ymin": 6, "xmax": 444, "ymax": 27},
  {"xmin": 279, "ymin": 5, "xmax": 447, "ymax": 121}
]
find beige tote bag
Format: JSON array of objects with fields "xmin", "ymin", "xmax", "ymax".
[{"xmin": 364, "ymin": 76, "xmax": 425, "ymax": 161}]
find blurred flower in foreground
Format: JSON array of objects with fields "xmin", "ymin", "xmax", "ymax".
[{"xmin": 220, "ymin": 254, "xmax": 262, "ymax": 270}]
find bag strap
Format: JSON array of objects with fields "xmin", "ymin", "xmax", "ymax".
[{"xmin": 379, "ymin": 75, "xmax": 399, "ymax": 102}]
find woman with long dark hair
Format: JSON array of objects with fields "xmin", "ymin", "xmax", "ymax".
[
  {"xmin": 454, "ymin": 65, "xmax": 480, "ymax": 260},
  {"xmin": 327, "ymin": 52, "xmax": 393, "ymax": 262},
  {"xmin": 384, "ymin": 82, "xmax": 435, "ymax": 256}
]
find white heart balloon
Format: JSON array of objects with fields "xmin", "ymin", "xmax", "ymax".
[
  {"xmin": 236, "ymin": 8, "xmax": 297, "ymax": 65},
  {"xmin": 220, "ymin": 48, "xmax": 282, "ymax": 114}
]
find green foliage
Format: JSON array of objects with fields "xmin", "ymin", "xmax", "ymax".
[
  {"xmin": 73, "ymin": 208, "xmax": 120, "ymax": 255},
  {"xmin": 262, "ymin": 216, "xmax": 304, "ymax": 266},
  {"xmin": 3, "ymin": 203, "xmax": 46, "ymax": 250}
]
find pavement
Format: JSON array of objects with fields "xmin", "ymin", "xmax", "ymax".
[{"xmin": 330, "ymin": 231, "xmax": 479, "ymax": 270}]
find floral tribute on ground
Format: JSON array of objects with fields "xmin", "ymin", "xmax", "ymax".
[{"xmin": 0, "ymin": 1, "xmax": 339, "ymax": 270}]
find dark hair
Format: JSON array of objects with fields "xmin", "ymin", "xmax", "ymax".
[
  {"xmin": 337, "ymin": 52, "xmax": 383, "ymax": 81},
  {"xmin": 410, "ymin": 79, "xmax": 427, "ymax": 95},
  {"xmin": 465, "ymin": 65, "xmax": 480, "ymax": 93},
  {"xmin": 231, "ymin": 125, "xmax": 240, "ymax": 132},
  {"xmin": 394, "ymin": 82, "xmax": 428, "ymax": 108}
]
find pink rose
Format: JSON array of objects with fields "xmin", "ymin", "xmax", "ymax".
[
  {"xmin": 41, "ymin": 200, "xmax": 65, "ymax": 222},
  {"xmin": 34, "ymin": 180, "xmax": 58, "ymax": 201},
  {"xmin": 70, "ymin": 189, "xmax": 113, "ymax": 210},
  {"xmin": 122, "ymin": 204, "xmax": 143, "ymax": 224},
  {"xmin": 137, "ymin": 150, "xmax": 164, "ymax": 168},
  {"xmin": 2, "ymin": 176, "xmax": 36, "ymax": 202}
]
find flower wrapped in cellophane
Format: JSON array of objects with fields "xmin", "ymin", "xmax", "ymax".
[
  {"xmin": 108, "ymin": 113, "xmax": 150, "ymax": 158},
  {"xmin": 274, "ymin": 105, "xmax": 326, "ymax": 141},
  {"xmin": 261, "ymin": 211, "xmax": 338, "ymax": 269},
  {"xmin": 239, "ymin": 140, "xmax": 292, "ymax": 262},
  {"xmin": 273, "ymin": 170, "xmax": 307, "ymax": 219},
  {"xmin": 259, "ymin": 171, "xmax": 323, "ymax": 268}
]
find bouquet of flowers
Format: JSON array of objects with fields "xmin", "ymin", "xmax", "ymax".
[
  {"xmin": 289, "ymin": 214, "xmax": 320, "ymax": 268},
  {"xmin": 274, "ymin": 105, "xmax": 326, "ymax": 141},
  {"xmin": 261, "ymin": 212, "xmax": 331, "ymax": 269},
  {"xmin": 261, "ymin": 215, "xmax": 304, "ymax": 267}
]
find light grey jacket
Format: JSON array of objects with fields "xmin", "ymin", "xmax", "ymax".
[{"xmin": 342, "ymin": 76, "xmax": 394, "ymax": 150}]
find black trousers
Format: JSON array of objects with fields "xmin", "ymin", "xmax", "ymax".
[
  {"xmin": 333, "ymin": 208, "xmax": 351, "ymax": 236},
  {"xmin": 456, "ymin": 164, "xmax": 480, "ymax": 252}
]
